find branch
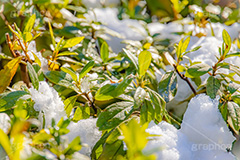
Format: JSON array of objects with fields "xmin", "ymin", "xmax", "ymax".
[{"xmin": 173, "ymin": 64, "xmax": 197, "ymax": 96}]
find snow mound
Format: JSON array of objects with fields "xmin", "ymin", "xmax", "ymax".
[
  {"xmin": 145, "ymin": 94, "xmax": 236, "ymax": 160},
  {"xmin": 180, "ymin": 94, "xmax": 236, "ymax": 160},
  {"xmin": 67, "ymin": 118, "xmax": 102, "ymax": 156},
  {"xmin": 29, "ymin": 81, "xmax": 66, "ymax": 128}
]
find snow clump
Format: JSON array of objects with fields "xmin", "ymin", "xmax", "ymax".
[
  {"xmin": 0, "ymin": 113, "xmax": 11, "ymax": 133},
  {"xmin": 145, "ymin": 94, "xmax": 236, "ymax": 160},
  {"xmin": 84, "ymin": 8, "xmax": 145, "ymax": 53},
  {"xmin": 67, "ymin": 118, "xmax": 102, "ymax": 156},
  {"xmin": 29, "ymin": 81, "xmax": 66, "ymax": 128}
]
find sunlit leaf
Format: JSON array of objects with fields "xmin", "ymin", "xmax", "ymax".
[
  {"xmin": 79, "ymin": 60, "xmax": 94, "ymax": 80},
  {"xmin": 27, "ymin": 62, "xmax": 39, "ymax": 90},
  {"xmin": 100, "ymin": 42, "xmax": 109, "ymax": 63},
  {"xmin": 97, "ymin": 101, "xmax": 134, "ymax": 130},
  {"xmin": 138, "ymin": 50, "xmax": 152, "ymax": 78},
  {"xmin": 64, "ymin": 95, "xmax": 78, "ymax": 117},
  {"xmin": 63, "ymin": 37, "xmax": 84, "ymax": 48},
  {"xmin": 206, "ymin": 76, "xmax": 221, "ymax": 99},
  {"xmin": 24, "ymin": 14, "xmax": 36, "ymax": 33},
  {"xmin": 0, "ymin": 57, "xmax": 22, "ymax": 93}
]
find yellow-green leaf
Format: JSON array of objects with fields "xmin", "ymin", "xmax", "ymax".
[
  {"xmin": 63, "ymin": 37, "xmax": 84, "ymax": 48},
  {"xmin": 61, "ymin": 67, "xmax": 78, "ymax": 82},
  {"xmin": 0, "ymin": 129, "xmax": 13, "ymax": 159},
  {"xmin": 24, "ymin": 14, "xmax": 36, "ymax": 33},
  {"xmin": 100, "ymin": 42, "xmax": 109, "ymax": 63},
  {"xmin": 0, "ymin": 57, "xmax": 22, "ymax": 93},
  {"xmin": 138, "ymin": 50, "xmax": 152, "ymax": 78}
]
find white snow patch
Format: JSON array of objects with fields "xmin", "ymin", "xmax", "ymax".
[
  {"xmin": 0, "ymin": 113, "xmax": 11, "ymax": 134},
  {"xmin": 84, "ymin": 8, "xmax": 145, "ymax": 53},
  {"xmin": 145, "ymin": 94, "xmax": 236, "ymax": 160},
  {"xmin": 67, "ymin": 118, "xmax": 102, "ymax": 156},
  {"xmin": 29, "ymin": 81, "xmax": 66, "ymax": 128},
  {"xmin": 82, "ymin": 0, "xmax": 120, "ymax": 8}
]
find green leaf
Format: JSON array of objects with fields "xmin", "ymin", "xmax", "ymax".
[
  {"xmin": 227, "ymin": 102, "xmax": 240, "ymax": 131},
  {"xmin": 64, "ymin": 95, "xmax": 77, "ymax": 117},
  {"xmin": 98, "ymin": 129, "xmax": 125, "ymax": 160},
  {"xmin": 134, "ymin": 87, "xmax": 147, "ymax": 108},
  {"xmin": 219, "ymin": 103, "xmax": 228, "ymax": 122},
  {"xmin": 206, "ymin": 76, "xmax": 221, "ymax": 99},
  {"xmin": 24, "ymin": 14, "xmax": 36, "ymax": 33},
  {"xmin": 91, "ymin": 129, "xmax": 125, "ymax": 160},
  {"xmin": 225, "ymin": 52, "xmax": 240, "ymax": 58},
  {"xmin": 185, "ymin": 63, "xmax": 212, "ymax": 78},
  {"xmin": 120, "ymin": 119, "xmax": 155, "ymax": 159},
  {"xmin": 44, "ymin": 71, "xmax": 79, "ymax": 93},
  {"xmin": 181, "ymin": 37, "xmax": 190, "ymax": 54},
  {"xmin": 158, "ymin": 71, "xmax": 177, "ymax": 102},
  {"xmin": 95, "ymin": 76, "xmax": 133, "ymax": 101},
  {"xmin": 222, "ymin": 29, "xmax": 231, "ymax": 54},
  {"xmin": 57, "ymin": 51, "xmax": 78, "ymax": 57},
  {"xmin": 140, "ymin": 100, "xmax": 155, "ymax": 125},
  {"xmin": 48, "ymin": 21, "xmax": 56, "ymax": 48},
  {"xmin": 61, "ymin": 67, "xmax": 78, "ymax": 82},
  {"xmin": 95, "ymin": 84, "xmax": 117, "ymax": 101},
  {"xmin": 123, "ymin": 48, "xmax": 138, "ymax": 70},
  {"xmin": 100, "ymin": 42, "xmax": 109, "ymax": 63},
  {"xmin": 79, "ymin": 61, "xmax": 94, "ymax": 80},
  {"xmin": 176, "ymin": 38, "xmax": 183, "ymax": 59},
  {"xmin": 63, "ymin": 37, "xmax": 84, "ymax": 48},
  {"xmin": 148, "ymin": 88, "xmax": 169, "ymax": 123},
  {"xmin": 97, "ymin": 101, "xmax": 134, "ymax": 130},
  {"xmin": 0, "ymin": 57, "xmax": 22, "ymax": 93},
  {"xmin": 64, "ymin": 136, "xmax": 82, "ymax": 155},
  {"xmin": 112, "ymin": 76, "xmax": 133, "ymax": 97},
  {"xmin": 23, "ymin": 32, "xmax": 33, "ymax": 42},
  {"xmin": 0, "ymin": 91, "xmax": 29, "ymax": 112},
  {"xmin": 72, "ymin": 103, "xmax": 90, "ymax": 121},
  {"xmin": 138, "ymin": 50, "xmax": 152, "ymax": 78},
  {"xmin": 27, "ymin": 62, "xmax": 39, "ymax": 90}
]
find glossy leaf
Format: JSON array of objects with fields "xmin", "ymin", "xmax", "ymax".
[
  {"xmin": 97, "ymin": 101, "xmax": 134, "ymax": 130},
  {"xmin": 123, "ymin": 48, "xmax": 138, "ymax": 70},
  {"xmin": 206, "ymin": 76, "xmax": 221, "ymax": 99},
  {"xmin": 185, "ymin": 63, "xmax": 212, "ymax": 78},
  {"xmin": 63, "ymin": 37, "xmax": 84, "ymax": 48},
  {"xmin": 64, "ymin": 95, "xmax": 78, "ymax": 117},
  {"xmin": 0, "ymin": 57, "xmax": 22, "ymax": 93},
  {"xmin": 0, "ymin": 91, "xmax": 29, "ymax": 112},
  {"xmin": 24, "ymin": 14, "xmax": 36, "ymax": 33},
  {"xmin": 222, "ymin": 29, "xmax": 231, "ymax": 55},
  {"xmin": 100, "ymin": 42, "xmax": 109, "ymax": 63},
  {"xmin": 44, "ymin": 71, "xmax": 79, "ymax": 92},
  {"xmin": 138, "ymin": 50, "xmax": 152, "ymax": 78},
  {"xmin": 227, "ymin": 102, "xmax": 240, "ymax": 131},
  {"xmin": 78, "ymin": 60, "xmax": 94, "ymax": 80},
  {"xmin": 27, "ymin": 62, "xmax": 39, "ymax": 90},
  {"xmin": 61, "ymin": 67, "xmax": 78, "ymax": 82}
]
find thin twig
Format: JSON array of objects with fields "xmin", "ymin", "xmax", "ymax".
[{"xmin": 173, "ymin": 64, "xmax": 197, "ymax": 95}]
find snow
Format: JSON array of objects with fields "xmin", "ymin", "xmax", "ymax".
[
  {"xmin": 82, "ymin": 0, "xmax": 120, "ymax": 8},
  {"xmin": 0, "ymin": 113, "xmax": 11, "ymax": 134},
  {"xmin": 29, "ymin": 81, "xmax": 66, "ymax": 128},
  {"xmin": 29, "ymin": 81, "xmax": 101, "ymax": 156},
  {"xmin": 145, "ymin": 94, "xmax": 236, "ymax": 160},
  {"xmin": 67, "ymin": 117, "xmax": 102, "ymax": 156},
  {"xmin": 84, "ymin": 8, "xmax": 145, "ymax": 53}
]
